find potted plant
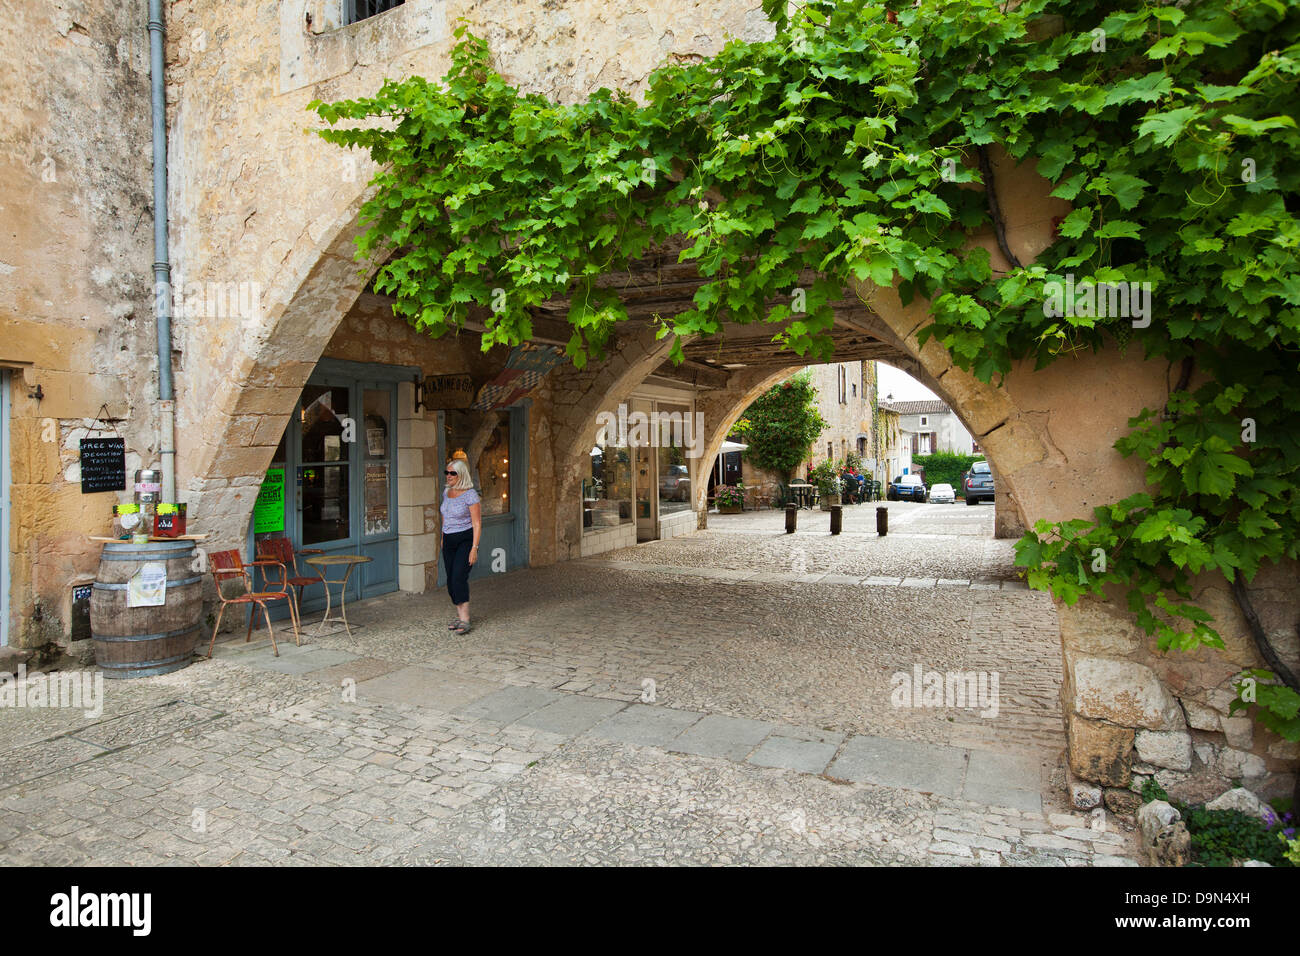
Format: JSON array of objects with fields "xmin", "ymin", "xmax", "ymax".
[
  {"xmin": 809, "ymin": 461, "xmax": 841, "ymax": 510},
  {"xmin": 715, "ymin": 483, "xmax": 745, "ymax": 514}
]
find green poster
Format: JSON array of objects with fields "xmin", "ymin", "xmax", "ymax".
[{"xmin": 254, "ymin": 468, "xmax": 285, "ymax": 533}]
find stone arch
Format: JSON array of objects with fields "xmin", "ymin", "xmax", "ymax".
[{"xmin": 180, "ymin": 190, "xmax": 381, "ymax": 555}]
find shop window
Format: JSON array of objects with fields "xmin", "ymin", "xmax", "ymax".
[
  {"xmin": 444, "ymin": 410, "xmax": 510, "ymax": 516},
  {"xmin": 584, "ymin": 435, "xmax": 632, "ymax": 532},
  {"xmin": 657, "ymin": 402, "xmax": 693, "ymax": 515},
  {"xmin": 362, "ymin": 388, "xmax": 391, "ymax": 536}
]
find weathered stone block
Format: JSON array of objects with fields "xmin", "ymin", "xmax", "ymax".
[
  {"xmin": 1217, "ymin": 748, "xmax": 1266, "ymax": 780},
  {"xmin": 1103, "ymin": 788, "xmax": 1142, "ymax": 816},
  {"xmin": 1068, "ymin": 713, "xmax": 1135, "ymax": 787},
  {"xmin": 1068, "ymin": 773, "xmax": 1102, "ymax": 810},
  {"xmin": 1057, "ymin": 601, "xmax": 1142, "ymax": 656},
  {"xmin": 1137, "ymin": 799, "xmax": 1180, "ymax": 845},
  {"xmin": 1072, "ymin": 656, "xmax": 1185, "ymax": 730},
  {"xmin": 1135, "ymin": 729, "xmax": 1193, "ymax": 771},
  {"xmin": 1150, "ymin": 820, "xmax": 1191, "ymax": 867},
  {"xmin": 1220, "ymin": 716, "xmax": 1253, "ymax": 750},
  {"xmin": 1205, "ymin": 787, "xmax": 1272, "ymax": 823},
  {"xmin": 1182, "ymin": 698, "xmax": 1221, "ymax": 731}
]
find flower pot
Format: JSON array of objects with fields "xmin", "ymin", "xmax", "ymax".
[
  {"xmin": 820, "ymin": 493, "xmax": 841, "ymax": 511},
  {"xmin": 718, "ymin": 504, "xmax": 743, "ymax": 514}
]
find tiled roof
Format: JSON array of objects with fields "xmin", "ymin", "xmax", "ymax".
[{"xmin": 879, "ymin": 399, "xmax": 950, "ymax": 415}]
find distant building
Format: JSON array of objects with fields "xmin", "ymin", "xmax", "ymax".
[{"xmin": 879, "ymin": 400, "xmax": 978, "ymax": 456}]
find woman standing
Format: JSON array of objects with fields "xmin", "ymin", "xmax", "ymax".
[{"xmin": 440, "ymin": 458, "xmax": 482, "ymax": 634}]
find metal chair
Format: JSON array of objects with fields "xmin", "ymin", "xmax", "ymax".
[
  {"xmin": 255, "ymin": 536, "xmax": 321, "ymax": 629},
  {"xmin": 206, "ymin": 549, "xmax": 300, "ymax": 658}
]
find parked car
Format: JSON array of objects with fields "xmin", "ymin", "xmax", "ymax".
[
  {"xmin": 962, "ymin": 460, "xmax": 994, "ymax": 505},
  {"xmin": 659, "ymin": 464, "xmax": 691, "ymax": 501},
  {"xmin": 929, "ymin": 483, "xmax": 955, "ymax": 504},
  {"xmin": 887, "ymin": 474, "xmax": 927, "ymax": 502}
]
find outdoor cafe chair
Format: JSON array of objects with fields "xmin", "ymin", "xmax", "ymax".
[
  {"xmin": 255, "ymin": 536, "xmax": 322, "ymax": 628},
  {"xmin": 206, "ymin": 549, "xmax": 301, "ymax": 658}
]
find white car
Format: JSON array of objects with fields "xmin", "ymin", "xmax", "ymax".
[{"xmin": 929, "ymin": 483, "xmax": 955, "ymax": 504}]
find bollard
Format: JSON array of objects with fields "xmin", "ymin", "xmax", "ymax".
[
  {"xmin": 785, "ymin": 503, "xmax": 798, "ymax": 534},
  {"xmin": 876, "ymin": 506, "xmax": 888, "ymax": 536},
  {"xmin": 830, "ymin": 505, "xmax": 842, "ymax": 535}
]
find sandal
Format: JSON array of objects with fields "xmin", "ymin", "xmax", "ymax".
[
  {"xmin": 450, "ymin": 619, "xmax": 473, "ymax": 634},
  {"xmin": 446, "ymin": 618, "xmax": 463, "ymax": 630}
]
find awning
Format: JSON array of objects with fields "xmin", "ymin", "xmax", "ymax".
[{"xmin": 720, "ymin": 441, "xmax": 749, "ymax": 453}]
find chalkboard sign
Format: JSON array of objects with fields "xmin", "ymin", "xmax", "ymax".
[{"xmin": 80, "ymin": 437, "xmax": 126, "ymax": 493}]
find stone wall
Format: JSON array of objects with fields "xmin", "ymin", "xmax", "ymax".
[{"xmin": 0, "ymin": 0, "xmax": 158, "ymax": 650}]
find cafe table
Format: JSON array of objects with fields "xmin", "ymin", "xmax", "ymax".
[
  {"xmin": 303, "ymin": 554, "xmax": 372, "ymax": 638},
  {"xmin": 787, "ymin": 482, "xmax": 815, "ymax": 509}
]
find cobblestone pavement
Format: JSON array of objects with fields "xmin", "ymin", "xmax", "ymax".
[{"xmin": 0, "ymin": 502, "xmax": 1141, "ymax": 865}]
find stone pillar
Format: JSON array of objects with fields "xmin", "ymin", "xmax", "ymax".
[{"xmin": 395, "ymin": 381, "xmax": 436, "ymax": 593}]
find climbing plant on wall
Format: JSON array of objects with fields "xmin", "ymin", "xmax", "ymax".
[
  {"xmin": 312, "ymin": 0, "xmax": 1300, "ymax": 737},
  {"xmin": 730, "ymin": 371, "xmax": 828, "ymax": 480}
]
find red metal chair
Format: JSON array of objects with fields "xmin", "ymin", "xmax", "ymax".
[
  {"xmin": 206, "ymin": 549, "xmax": 300, "ymax": 658},
  {"xmin": 255, "ymin": 537, "xmax": 321, "ymax": 628}
]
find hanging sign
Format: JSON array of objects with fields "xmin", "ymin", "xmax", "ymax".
[
  {"xmin": 420, "ymin": 373, "xmax": 475, "ymax": 410},
  {"xmin": 80, "ymin": 438, "xmax": 126, "ymax": 494},
  {"xmin": 471, "ymin": 344, "xmax": 566, "ymax": 410},
  {"xmin": 254, "ymin": 468, "xmax": 285, "ymax": 533}
]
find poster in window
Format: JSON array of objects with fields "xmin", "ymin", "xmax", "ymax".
[
  {"xmin": 364, "ymin": 463, "xmax": 390, "ymax": 535},
  {"xmin": 254, "ymin": 468, "xmax": 285, "ymax": 534}
]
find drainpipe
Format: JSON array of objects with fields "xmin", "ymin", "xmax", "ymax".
[{"xmin": 148, "ymin": 0, "xmax": 176, "ymax": 504}]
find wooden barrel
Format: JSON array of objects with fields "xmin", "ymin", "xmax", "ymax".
[{"xmin": 90, "ymin": 540, "xmax": 202, "ymax": 679}]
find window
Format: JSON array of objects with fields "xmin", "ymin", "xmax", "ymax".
[
  {"xmin": 583, "ymin": 437, "xmax": 632, "ymax": 532},
  {"xmin": 444, "ymin": 409, "xmax": 510, "ymax": 517},
  {"xmin": 827, "ymin": 442, "xmax": 833, "ymax": 460},
  {"xmin": 852, "ymin": 383, "xmax": 857, "ymax": 397},
  {"xmin": 920, "ymin": 416, "xmax": 929, "ymax": 427},
  {"xmin": 657, "ymin": 402, "xmax": 693, "ymax": 515},
  {"xmin": 839, "ymin": 366, "xmax": 847, "ymax": 404},
  {"xmin": 345, "ymin": 0, "xmax": 404, "ymax": 24}
]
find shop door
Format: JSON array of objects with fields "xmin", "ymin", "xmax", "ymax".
[
  {"xmin": 251, "ymin": 372, "xmax": 400, "ymax": 617},
  {"xmin": 435, "ymin": 403, "xmax": 529, "ymax": 586}
]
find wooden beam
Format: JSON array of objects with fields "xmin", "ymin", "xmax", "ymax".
[{"xmin": 649, "ymin": 359, "xmax": 731, "ymax": 389}]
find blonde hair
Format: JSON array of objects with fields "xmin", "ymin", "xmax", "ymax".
[{"xmin": 445, "ymin": 458, "xmax": 472, "ymax": 491}]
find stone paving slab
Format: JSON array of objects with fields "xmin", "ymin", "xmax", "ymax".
[
  {"xmin": 963, "ymin": 750, "xmax": 1044, "ymax": 813},
  {"xmin": 747, "ymin": 734, "xmax": 840, "ymax": 774},
  {"xmin": 356, "ymin": 666, "xmax": 504, "ymax": 713},
  {"xmin": 304, "ymin": 656, "xmax": 403, "ymax": 687},
  {"xmin": 455, "ymin": 685, "xmax": 567, "ymax": 725},
  {"xmin": 669, "ymin": 714, "xmax": 777, "ymax": 761},
  {"xmin": 70, "ymin": 701, "xmax": 224, "ymax": 750},
  {"xmin": 828, "ymin": 735, "xmax": 968, "ymax": 798},
  {"xmin": 246, "ymin": 647, "xmax": 361, "ymax": 676},
  {"xmin": 588, "ymin": 703, "xmax": 703, "ymax": 748},
  {"xmin": 0, "ymin": 736, "xmax": 110, "ymax": 787},
  {"xmin": 515, "ymin": 695, "xmax": 627, "ymax": 736}
]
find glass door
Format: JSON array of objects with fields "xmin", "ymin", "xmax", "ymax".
[{"xmin": 250, "ymin": 369, "xmax": 400, "ymax": 618}]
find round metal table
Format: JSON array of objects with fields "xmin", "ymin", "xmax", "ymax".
[{"xmin": 303, "ymin": 554, "xmax": 372, "ymax": 637}]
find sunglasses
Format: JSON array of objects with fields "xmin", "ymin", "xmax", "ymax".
[{"xmin": 444, "ymin": 470, "xmax": 457, "ymax": 476}]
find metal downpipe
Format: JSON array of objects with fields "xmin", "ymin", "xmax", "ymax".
[{"xmin": 148, "ymin": 0, "xmax": 176, "ymax": 504}]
